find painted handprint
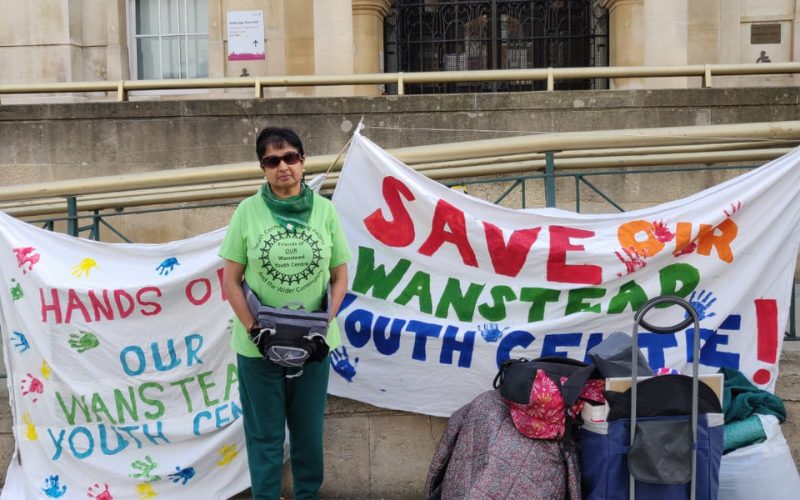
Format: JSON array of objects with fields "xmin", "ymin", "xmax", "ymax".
[
  {"xmin": 41, "ymin": 359, "xmax": 52, "ymax": 379},
  {"xmin": 156, "ymin": 257, "xmax": 180, "ymax": 276},
  {"xmin": 723, "ymin": 201, "xmax": 742, "ymax": 218},
  {"xmin": 649, "ymin": 220, "xmax": 675, "ymax": 243},
  {"xmin": 615, "ymin": 246, "xmax": 648, "ymax": 276},
  {"xmin": 13, "ymin": 246, "xmax": 40, "ymax": 273},
  {"xmin": 71, "ymin": 258, "xmax": 98, "ymax": 278},
  {"xmin": 10, "ymin": 278, "xmax": 23, "ymax": 300},
  {"xmin": 68, "ymin": 330, "xmax": 100, "ymax": 353},
  {"xmin": 11, "ymin": 331, "xmax": 30, "ymax": 353},
  {"xmin": 41, "ymin": 475, "xmax": 67, "ymax": 498},
  {"xmin": 330, "ymin": 346, "xmax": 359, "ymax": 382},
  {"xmin": 477, "ymin": 323, "xmax": 509, "ymax": 342},
  {"xmin": 168, "ymin": 466, "xmax": 196, "ymax": 485},
  {"xmin": 22, "ymin": 412, "xmax": 37, "ymax": 440},
  {"xmin": 87, "ymin": 483, "xmax": 113, "ymax": 500},
  {"xmin": 135, "ymin": 483, "xmax": 157, "ymax": 500},
  {"xmin": 217, "ymin": 444, "xmax": 238, "ymax": 466},
  {"xmin": 21, "ymin": 373, "xmax": 43, "ymax": 402},
  {"xmin": 687, "ymin": 289, "xmax": 717, "ymax": 321},
  {"xmin": 673, "ymin": 240, "xmax": 697, "ymax": 257},
  {"xmin": 129, "ymin": 455, "xmax": 160, "ymax": 482}
]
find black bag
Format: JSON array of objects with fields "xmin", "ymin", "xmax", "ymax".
[
  {"xmin": 493, "ymin": 357, "xmax": 597, "ymax": 406},
  {"xmin": 242, "ymin": 281, "xmax": 330, "ymax": 368}
]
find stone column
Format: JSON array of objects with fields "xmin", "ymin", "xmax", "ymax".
[
  {"xmin": 314, "ymin": 0, "xmax": 354, "ymax": 96},
  {"xmin": 352, "ymin": 0, "xmax": 391, "ymax": 96},
  {"xmin": 795, "ymin": 0, "xmax": 800, "ymax": 85},
  {"xmin": 602, "ymin": 0, "xmax": 645, "ymax": 89},
  {"xmin": 643, "ymin": 0, "xmax": 688, "ymax": 88},
  {"xmin": 106, "ymin": 0, "xmax": 130, "ymax": 81}
]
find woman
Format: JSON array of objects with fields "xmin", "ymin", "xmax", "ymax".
[{"xmin": 219, "ymin": 127, "xmax": 351, "ymax": 499}]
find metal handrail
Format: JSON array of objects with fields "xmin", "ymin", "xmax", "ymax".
[
  {"xmin": 1, "ymin": 147, "xmax": 793, "ymax": 218},
  {"xmin": 2, "ymin": 121, "xmax": 799, "ymax": 208},
  {"xmin": 2, "ymin": 63, "xmax": 800, "ymax": 101}
]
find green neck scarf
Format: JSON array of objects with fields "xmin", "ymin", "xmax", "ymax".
[{"xmin": 261, "ymin": 183, "xmax": 314, "ymax": 231}]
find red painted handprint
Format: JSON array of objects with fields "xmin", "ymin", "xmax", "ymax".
[
  {"xmin": 649, "ymin": 220, "xmax": 675, "ymax": 242},
  {"xmin": 87, "ymin": 483, "xmax": 113, "ymax": 500},
  {"xmin": 615, "ymin": 246, "xmax": 648, "ymax": 276},
  {"xmin": 673, "ymin": 241, "xmax": 697, "ymax": 257},
  {"xmin": 20, "ymin": 373, "xmax": 43, "ymax": 403},
  {"xmin": 12, "ymin": 247, "xmax": 40, "ymax": 273},
  {"xmin": 723, "ymin": 201, "xmax": 742, "ymax": 218}
]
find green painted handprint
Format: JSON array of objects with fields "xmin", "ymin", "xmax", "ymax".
[
  {"xmin": 129, "ymin": 455, "xmax": 160, "ymax": 482},
  {"xmin": 10, "ymin": 279, "xmax": 23, "ymax": 300},
  {"xmin": 68, "ymin": 331, "xmax": 100, "ymax": 353}
]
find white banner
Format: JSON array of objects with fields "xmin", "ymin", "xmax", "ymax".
[
  {"xmin": 0, "ymin": 220, "xmax": 248, "ymax": 499},
  {"xmin": 328, "ymin": 129, "xmax": 800, "ymax": 417}
]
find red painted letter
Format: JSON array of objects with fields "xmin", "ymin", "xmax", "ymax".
[
  {"xmin": 40, "ymin": 288, "xmax": 63, "ymax": 324},
  {"xmin": 418, "ymin": 199, "xmax": 478, "ymax": 267},
  {"xmin": 363, "ymin": 176, "xmax": 416, "ymax": 247},
  {"xmin": 547, "ymin": 225, "xmax": 602, "ymax": 285},
  {"xmin": 483, "ymin": 223, "xmax": 542, "ymax": 277}
]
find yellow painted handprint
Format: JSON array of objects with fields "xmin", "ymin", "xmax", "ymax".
[
  {"xmin": 217, "ymin": 443, "xmax": 239, "ymax": 466},
  {"xmin": 22, "ymin": 412, "xmax": 37, "ymax": 440},
  {"xmin": 40, "ymin": 359, "xmax": 51, "ymax": 379},
  {"xmin": 136, "ymin": 483, "xmax": 157, "ymax": 499},
  {"xmin": 71, "ymin": 258, "xmax": 99, "ymax": 278}
]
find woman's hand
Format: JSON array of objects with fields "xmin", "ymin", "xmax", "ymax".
[
  {"xmin": 222, "ymin": 259, "xmax": 256, "ymax": 330},
  {"xmin": 328, "ymin": 263, "xmax": 348, "ymax": 322}
]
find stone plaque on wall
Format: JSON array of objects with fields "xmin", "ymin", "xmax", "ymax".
[{"xmin": 751, "ymin": 24, "xmax": 781, "ymax": 45}]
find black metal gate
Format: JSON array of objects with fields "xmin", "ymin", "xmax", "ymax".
[{"xmin": 384, "ymin": 0, "xmax": 609, "ymax": 94}]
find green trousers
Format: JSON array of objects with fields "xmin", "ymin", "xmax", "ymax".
[{"xmin": 237, "ymin": 354, "xmax": 330, "ymax": 500}]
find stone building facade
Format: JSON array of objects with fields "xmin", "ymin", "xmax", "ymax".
[{"xmin": 1, "ymin": 0, "xmax": 799, "ymax": 100}]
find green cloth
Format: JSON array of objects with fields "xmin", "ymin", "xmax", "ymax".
[
  {"xmin": 237, "ymin": 354, "xmax": 330, "ymax": 499},
  {"xmin": 720, "ymin": 366, "xmax": 786, "ymax": 424},
  {"xmin": 723, "ymin": 414, "xmax": 766, "ymax": 452},
  {"xmin": 219, "ymin": 191, "xmax": 352, "ymax": 357},
  {"xmin": 260, "ymin": 182, "xmax": 314, "ymax": 230}
]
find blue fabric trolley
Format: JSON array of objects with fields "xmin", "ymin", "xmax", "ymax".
[{"xmin": 581, "ymin": 296, "xmax": 724, "ymax": 500}]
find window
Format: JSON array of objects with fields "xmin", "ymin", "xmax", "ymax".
[
  {"xmin": 385, "ymin": 0, "xmax": 609, "ymax": 94},
  {"xmin": 130, "ymin": 0, "xmax": 209, "ymax": 79}
]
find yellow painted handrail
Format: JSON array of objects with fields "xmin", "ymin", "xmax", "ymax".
[{"xmin": 1, "ymin": 63, "xmax": 799, "ymax": 101}]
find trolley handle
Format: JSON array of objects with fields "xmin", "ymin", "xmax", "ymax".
[
  {"xmin": 629, "ymin": 295, "xmax": 701, "ymax": 500},
  {"xmin": 634, "ymin": 295, "xmax": 697, "ymax": 334}
]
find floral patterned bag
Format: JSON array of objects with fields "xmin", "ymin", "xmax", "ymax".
[{"xmin": 493, "ymin": 357, "xmax": 605, "ymax": 440}]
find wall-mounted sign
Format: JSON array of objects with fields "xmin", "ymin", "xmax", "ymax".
[
  {"xmin": 751, "ymin": 24, "xmax": 781, "ymax": 45},
  {"xmin": 227, "ymin": 10, "xmax": 265, "ymax": 61}
]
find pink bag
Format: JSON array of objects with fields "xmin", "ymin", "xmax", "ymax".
[{"xmin": 506, "ymin": 370, "xmax": 605, "ymax": 439}]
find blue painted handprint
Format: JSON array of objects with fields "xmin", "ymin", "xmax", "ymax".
[
  {"xmin": 41, "ymin": 475, "xmax": 67, "ymax": 498},
  {"xmin": 330, "ymin": 346, "xmax": 359, "ymax": 382},
  {"xmin": 11, "ymin": 331, "xmax": 30, "ymax": 353},
  {"xmin": 687, "ymin": 289, "xmax": 717, "ymax": 321},
  {"xmin": 168, "ymin": 465, "xmax": 196, "ymax": 485},
  {"xmin": 156, "ymin": 257, "xmax": 180, "ymax": 276},
  {"xmin": 478, "ymin": 323, "xmax": 509, "ymax": 342}
]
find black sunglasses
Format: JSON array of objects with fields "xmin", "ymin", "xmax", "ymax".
[{"xmin": 260, "ymin": 151, "xmax": 303, "ymax": 169}]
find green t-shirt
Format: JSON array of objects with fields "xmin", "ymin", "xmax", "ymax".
[{"xmin": 218, "ymin": 191, "xmax": 352, "ymax": 357}]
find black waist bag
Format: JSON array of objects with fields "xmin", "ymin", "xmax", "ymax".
[{"xmin": 242, "ymin": 281, "xmax": 330, "ymax": 368}]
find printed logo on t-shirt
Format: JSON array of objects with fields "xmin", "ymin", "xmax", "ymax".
[{"xmin": 257, "ymin": 225, "xmax": 323, "ymax": 292}]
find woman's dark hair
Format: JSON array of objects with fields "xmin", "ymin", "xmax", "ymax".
[{"xmin": 256, "ymin": 127, "xmax": 305, "ymax": 160}]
